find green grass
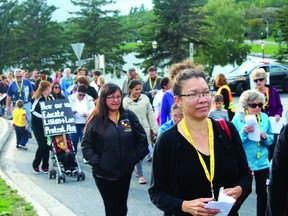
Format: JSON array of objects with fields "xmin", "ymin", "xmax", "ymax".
[
  {"xmin": 250, "ymin": 43, "xmax": 280, "ymax": 54},
  {"xmin": 0, "ymin": 178, "xmax": 37, "ymax": 216}
]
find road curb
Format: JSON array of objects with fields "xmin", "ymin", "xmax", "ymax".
[{"xmin": 0, "ymin": 117, "xmax": 77, "ymax": 216}]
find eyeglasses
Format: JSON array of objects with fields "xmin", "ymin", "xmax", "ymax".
[
  {"xmin": 179, "ymin": 90, "xmax": 211, "ymax": 100},
  {"xmin": 106, "ymin": 95, "xmax": 122, "ymax": 100},
  {"xmin": 78, "ymin": 93, "xmax": 86, "ymax": 97},
  {"xmin": 248, "ymin": 103, "xmax": 263, "ymax": 108},
  {"xmin": 16, "ymin": 76, "xmax": 22, "ymax": 79},
  {"xmin": 253, "ymin": 78, "xmax": 265, "ymax": 83},
  {"xmin": 54, "ymin": 86, "xmax": 60, "ymax": 89}
]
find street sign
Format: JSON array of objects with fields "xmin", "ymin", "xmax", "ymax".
[
  {"xmin": 189, "ymin": 43, "xmax": 194, "ymax": 62},
  {"xmin": 71, "ymin": 43, "xmax": 85, "ymax": 61}
]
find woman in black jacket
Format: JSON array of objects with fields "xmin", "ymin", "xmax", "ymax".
[
  {"xmin": 81, "ymin": 83, "xmax": 149, "ymax": 216},
  {"xmin": 31, "ymin": 81, "xmax": 54, "ymax": 174},
  {"xmin": 149, "ymin": 60, "xmax": 252, "ymax": 216}
]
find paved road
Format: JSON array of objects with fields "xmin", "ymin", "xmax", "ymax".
[{"xmin": 0, "ymin": 92, "xmax": 287, "ymax": 216}]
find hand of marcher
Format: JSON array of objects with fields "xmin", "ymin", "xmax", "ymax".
[
  {"xmin": 224, "ymin": 186, "xmax": 242, "ymax": 199},
  {"xmin": 182, "ymin": 198, "xmax": 220, "ymax": 216},
  {"xmin": 260, "ymin": 132, "xmax": 267, "ymax": 140},
  {"xmin": 243, "ymin": 126, "xmax": 254, "ymax": 134}
]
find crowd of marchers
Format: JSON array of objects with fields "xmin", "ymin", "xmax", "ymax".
[{"xmin": 0, "ymin": 60, "xmax": 287, "ymax": 216}]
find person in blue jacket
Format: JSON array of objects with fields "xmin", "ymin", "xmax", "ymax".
[
  {"xmin": 232, "ymin": 89, "xmax": 274, "ymax": 216},
  {"xmin": 82, "ymin": 83, "xmax": 149, "ymax": 216}
]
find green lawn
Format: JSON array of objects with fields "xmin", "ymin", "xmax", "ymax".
[
  {"xmin": 0, "ymin": 178, "xmax": 36, "ymax": 215},
  {"xmin": 249, "ymin": 43, "xmax": 281, "ymax": 54}
]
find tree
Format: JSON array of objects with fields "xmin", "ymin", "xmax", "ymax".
[
  {"xmin": 274, "ymin": 5, "xmax": 288, "ymax": 61},
  {"xmin": 68, "ymin": 0, "xmax": 126, "ymax": 77},
  {"xmin": 0, "ymin": 0, "xmax": 17, "ymax": 72},
  {"xmin": 199, "ymin": 0, "xmax": 250, "ymax": 75},
  {"xmin": 8, "ymin": 0, "xmax": 68, "ymax": 71},
  {"xmin": 137, "ymin": 0, "xmax": 207, "ymax": 74}
]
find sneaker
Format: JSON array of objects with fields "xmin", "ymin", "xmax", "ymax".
[
  {"xmin": 83, "ymin": 158, "xmax": 89, "ymax": 164},
  {"xmin": 18, "ymin": 145, "xmax": 28, "ymax": 150},
  {"xmin": 33, "ymin": 167, "xmax": 40, "ymax": 174},
  {"xmin": 42, "ymin": 168, "xmax": 49, "ymax": 174},
  {"xmin": 16, "ymin": 144, "xmax": 20, "ymax": 148},
  {"xmin": 65, "ymin": 170, "xmax": 72, "ymax": 175}
]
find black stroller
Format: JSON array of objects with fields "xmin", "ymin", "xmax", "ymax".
[{"xmin": 48, "ymin": 134, "xmax": 85, "ymax": 184}]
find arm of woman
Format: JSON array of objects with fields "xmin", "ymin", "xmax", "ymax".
[
  {"xmin": 220, "ymin": 88, "xmax": 229, "ymax": 110},
  {"xmin": 267, "ymin": 125, "xmax": 288, "ymax": 215},
  {"xmin": 272, "ymin": 87, "xmax": 283, "ymax": 117},
  {"xmin": 128, "ymin": 111, "xmax": 149, "ymax": 161},
  {"xmin": 81, "ymin": 121, "xmax": 101, "ymax": 166},
  {"xmin": 160, "ymin": 94, "xmax": 169, "ymax": 125},
  {"xmin": 147, "ymin": 99, "xmax": 159, "ymax": 136},
  {"xmin": 260, "ymin": 114, "xmax": 274, "ymax": 146}
]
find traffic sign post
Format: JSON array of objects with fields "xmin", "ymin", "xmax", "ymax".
[{"xmin": 71, "ymin": 43, "xmax": 85, "ymax": 66}]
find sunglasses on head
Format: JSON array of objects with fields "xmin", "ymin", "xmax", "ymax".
[
  {"xmin": 253, "ymin": 78, "xmax": 265, "ymax": 83},
  {"xmin": 248, "ymin": 103, "xmax": 263, "ymax": 108}
]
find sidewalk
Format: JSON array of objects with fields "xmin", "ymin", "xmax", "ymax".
[{"xmin": 0, "ymin": 117, "xmax": 76, "ymax": 216}]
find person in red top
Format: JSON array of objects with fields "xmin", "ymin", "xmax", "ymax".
[{"xmin": 52, "ymin": 135, "xmax": 77, "ymax": 175}]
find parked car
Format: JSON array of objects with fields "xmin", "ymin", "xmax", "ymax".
[{"xmin": 211, "ymin": 61, "xmax": 288, "ymax": 95}]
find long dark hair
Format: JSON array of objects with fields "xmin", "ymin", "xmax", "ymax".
[{"xmin": 85, "ymin": 83, "xmax": 123, "ymax": 131}]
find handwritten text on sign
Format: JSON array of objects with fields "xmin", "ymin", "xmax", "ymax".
[{"xmin": 40, "ymin": 99, "xmax": 76, "ymax": 136}]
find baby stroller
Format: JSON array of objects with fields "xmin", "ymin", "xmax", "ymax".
[{"xmin": 48, "ymin": 134, "xmax": 85, "ymax": 184}]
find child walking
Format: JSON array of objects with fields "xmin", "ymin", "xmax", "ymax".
[
  {"xmin": 208, "ymin": 94, "xmax": 229, "ymax": 121},
  {"xmin": 13, "ymin": 100, "xmax": 29, "ymax": 150}
]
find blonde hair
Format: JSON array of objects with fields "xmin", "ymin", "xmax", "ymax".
[
  {"xmin": 97, "ymin": 75, "xmax": 105, "ymax": 86},
  {"xmin": 251, "ymin": 68, "xmax": 267, "ymax": 79}
]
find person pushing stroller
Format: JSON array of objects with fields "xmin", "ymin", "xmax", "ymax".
[{"xmin": 52, "ymin": 134, "xmax": 77, "ymax": 175}]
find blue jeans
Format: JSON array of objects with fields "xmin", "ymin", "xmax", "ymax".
[
  {"xmin": 14, "ymin": 126, "xmax": 29, "ymax": 146},
  {"xmin": 71, "ymin": 123, "xmax": 85, "ymax": 153},
  {"xmin": 135, "ymin": 160, "xmax": 143, "ymax": 177},
  {"xmin": 23, "ymin": 102, "xmax": 32, "ymax": 133}
]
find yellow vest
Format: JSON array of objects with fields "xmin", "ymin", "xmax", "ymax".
[{"xmin": 216, "ymin": 85, "xmax": 236, "ymax": 113}]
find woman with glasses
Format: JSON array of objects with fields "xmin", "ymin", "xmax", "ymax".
[
  {"xmin": 149, "ymin": 60, "xmax": 252, "ymax": 216},
  {"xmin": 251, "ymin": 68, "xmax": 283, "ymax": 161},
  {"xmin": 215, "ymin": 73, "xmax": 236, "ymax": 121},
  {"xmin": 232, "ymin": 90, "xmax": 274, "ymax": 216},
  {"xmin": 51, "ymin": 82, "xmax": 65, "ymax": 99},
  {"xmin": 68, "ymin": 84, "xmax": 95, "ymax": 153},
  {"xmin": 123, "ymin": 80, "xmax": 158, "ymax": 184},
  {"xmin": 81, "ymin": 83, "xmax": 149, "ymax": 216}
]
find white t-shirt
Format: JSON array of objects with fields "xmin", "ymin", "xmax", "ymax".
[{"xmin": 153, "ymin": 90, "xmax": 165, "ymax": 116}]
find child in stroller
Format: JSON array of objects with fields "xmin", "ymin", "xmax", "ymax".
[{"xmin": 52, "ymin": 134, "xmax": 77, "ymax": 175}]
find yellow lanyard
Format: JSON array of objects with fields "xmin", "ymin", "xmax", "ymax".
[
  {"xmin": 116, "ymin": 111, "xmax": 120, "ymax": 125},
  {"xmin": 67, "ymin": 78, "xmax": 72, "ymax": 86},
  {"xmin": 181, "ymin": 118, "xmax": 215, "ymax": 199},
  {"xmin": 149, "ymin": 77, "xmax": 158, "ymax": 90},
  {"xmin": 15, "ymin": 80, "xmax": 23, "ymax": 97},
  {"xmin": 257, "ymin": 87, "xmax": 269, "ymax": 110},
  {"xmin": 246, "ymin": 111, "xmax": 261, "ymax": 158}
]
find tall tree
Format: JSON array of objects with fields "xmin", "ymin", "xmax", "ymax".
[
  {"xmin": 8, "ymin": 0, "xmax": 67, "ymax": 71},
  {"xmin": 199, "ymin": 0, "xmax": 250, "ymax": 75},
  {"xmin": 0, "ymin": 0, "xmax": 17, "ymax": 72},
  {"xmin": 69, "ymin": 0, "xmax": 125, "ymax": 77},
  {"xmin": 137, "ymin": 0, "xmax": 206, "ymax": 73}
]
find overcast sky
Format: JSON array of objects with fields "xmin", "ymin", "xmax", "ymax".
[{"xmin": 47, "ymin": 0, "xmax": 153, "ymax": 21}]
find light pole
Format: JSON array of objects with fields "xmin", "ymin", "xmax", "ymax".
[
  {"xmin": 152, "ymin": 41, "xmax": 158, "ymax": 67},
  {"xmin": 262, "ymin": 19, "xmax": 269, "ymax": 39},
  {"xmin": 261, "ymin": 41, "xmax": 265, "ymax": 59}
]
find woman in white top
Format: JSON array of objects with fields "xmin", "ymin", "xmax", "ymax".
[{"xmin": 68, "ymin": 84, "xmax": 95, "ymax": 153}]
